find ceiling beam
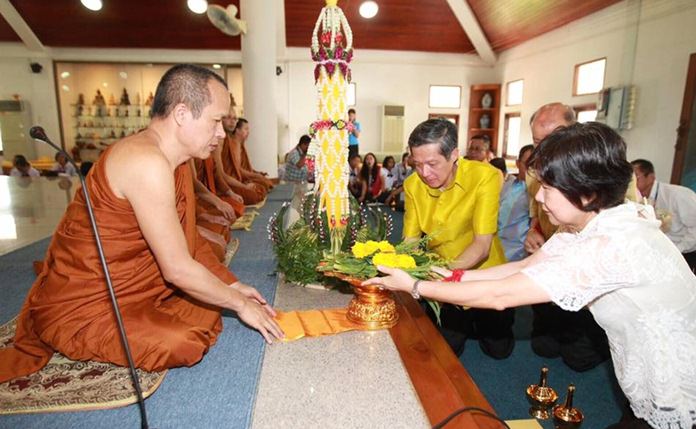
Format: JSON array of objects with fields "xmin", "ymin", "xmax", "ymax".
[
  {"xmin": 0, "ymin": 0, "xmax": 44, "ymax": 52},
  {"xmin": 446, "ymin": 0, "xmax": 495, "ymax": 65}
]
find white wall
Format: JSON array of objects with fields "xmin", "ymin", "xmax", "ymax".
[{"xmin": 494, "ymin": 0, "xmax": 696, "ymax": 182}]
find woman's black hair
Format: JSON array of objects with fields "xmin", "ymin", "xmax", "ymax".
[
  {"xmin": 359, "ymin": 152, "xmax": 381, "ymax": 183},
  {"xmin": 528, "ymin": 121, "xmax": 632, "ymax": 212}
]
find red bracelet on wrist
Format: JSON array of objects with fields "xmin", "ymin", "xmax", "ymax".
[{"xmin": 443, "ymin": 269, "xmax": 466, "ymax": 282}]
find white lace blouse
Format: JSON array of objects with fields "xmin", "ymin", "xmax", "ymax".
[{"xmin": 522, "ymin": 203, "xmax": 696, "ymax": 429}]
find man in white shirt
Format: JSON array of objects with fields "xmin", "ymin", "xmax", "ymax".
[{"xmin": 632, "ymin": 159, "xmax": 696, "ymax": 272}]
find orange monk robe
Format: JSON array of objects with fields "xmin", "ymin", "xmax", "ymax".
[
  {"xmin": 239, "ymin": 140, "xmax": 274, "ymax": 191},
  {"xmin": 191, "ymin": 161, "xmax": 231, "ymax": 262},
  {"xmin": 0, "ymin": 148, "xmax": 237, "ymax": 382},
  {"xmin": 221, "ymin": 135, "xmax": 266, "ymax": 205},
  {"xmin": 195, "ymin": 157, "xmax": 244, "ymax": 218}
]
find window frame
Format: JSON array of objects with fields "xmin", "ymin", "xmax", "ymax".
[
  {"xmin": 428, "ymin": 85, "xmax": 462, "ymax": 109},
  {"xmin": 428, "ymin": 113, "xmax": 459, "ymax": 125},
  {"xmin": 505, "ymin": 79, "xmax": 524, "ymax": 106},
  {"xmin": 573, "ymin": 57, "xmax": 607, "ymax": 96},
  {"xmin": 502, "ymin": 112, "xmax": 522, "ymax": 159}
]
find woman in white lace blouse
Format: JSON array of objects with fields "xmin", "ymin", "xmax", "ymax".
[{"xmin": 365, "ymin": 122, "xmax": 696, "ymax": 429}]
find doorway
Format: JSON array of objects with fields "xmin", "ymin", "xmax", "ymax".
[{"xmin": 671, "ymin": 53, "xmax": 696, "ymax": 191}]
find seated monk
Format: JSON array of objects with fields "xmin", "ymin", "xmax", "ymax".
[
  {"xmin": 189, "ymin": 159, "xmax": 235, "ymax": 262},
  {"xmin": 193, "ymin": 104, "xmax": 246, "ymax": 219},
  {"xmin": 0, "ymin": 64, "xmax": 283, "ymax": 383},
  {"xmin": 235, "ymin": 119, "xmax": 274, "ymax": 190},
  {"xmin": 218, "ymin": 112, "xmax": 267, "ymax": 205}
]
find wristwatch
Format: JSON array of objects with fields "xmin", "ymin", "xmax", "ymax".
[{"xmin": 411, "ymin": 279, "xmax": 422, "ymax": 299}]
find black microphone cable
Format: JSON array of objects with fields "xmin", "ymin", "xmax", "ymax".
[{"xmin": 30, "ymin": 126, "xmax": 150, "ymax": 429}]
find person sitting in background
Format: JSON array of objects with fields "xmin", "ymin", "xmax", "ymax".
[
  {"xmin": 497, "ymin": 145, "xmax": 533, "ymax": 263},
  {"xmin": 284, "ymin": 135, "xmax": 311, "ymax": 184},
  {"xmin": 489, "ymin": 157, "xmax": 508, "ymax": 183},
  {"xmin": 348, "ymin": 153, "xmax": 362, "ymax": 200},
  {"xmin": 51, "ymin": 152, "xmax": 78, "ymax": 177},
  {"xmin": 377, "ymin": 156, "xmax": 396, "ymax": 204},
  {"xmin": 466, "ymin": 134, "xmax": 491, "ymax": 162},
  {"xmin": 632, "ymin": 158, "xmax": 696, "ymax": 272},
  {"xmin": 393, "ymin": 152, "xmax": 412, "ymax": 186},
  {"xmin": 219, "ymin": 116, "xmax": 267, "ymax": 205},
  {"xmin": 358, "ymin": 152, "xmax": 384, "ymax": 203},
  {"xmin": 367, "ymin": 122, "xmax": 696, "ymax": 429},
  {"xmin": 234, "ymin": 119, "xmax": 274, "ymax": 190},
  {"xmin": 10, "ymin": 155, "xmax": 40, "ymax": 177},
  {"xmin": 384, "ymin": 152, "xmax": 413, "ymax": 211}
]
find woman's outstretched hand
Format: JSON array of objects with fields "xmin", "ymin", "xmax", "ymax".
[
  {"xmin": 362, "ymin": 265, "xmax": 415, "ymax": 293},
  {"xmin": 430, "ymin": 266, "xmax": 452, "ymax": 278}
]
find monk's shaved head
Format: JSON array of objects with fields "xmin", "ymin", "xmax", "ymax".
[
  {"xmin": 151, "ymin": 64, "xmax": 228, "ymax": 120},
  {"xmin": 530, "ymin": 103, "xmax": 576, "ymax": 146}
]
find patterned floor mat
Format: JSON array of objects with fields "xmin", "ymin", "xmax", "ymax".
[{"xmin": 0, "ymin": 318, "xmax": 166, "ymax": 415}]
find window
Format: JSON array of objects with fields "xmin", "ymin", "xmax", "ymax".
[
  {"xmin": 574, "ymin": 58, "xmax": 606, "ymax": 96},
  {"xmin": 428, "ymin": 113, "xmax": 459, "ymax": 125},
  {"xmin": 574, "ymin": 103, "xmax": 598, "ymax": 123},
  {"xmin": 502, "ymin": 113, "xmax": 522, "ymax": 158},
  {"xmin": 506, "ymin": 80, "xmax": 524, "ymax": 106},
  {"xmin": 429, "ymin": 85, "xmax": 461, "ymax": 109},
  {"xmin": 347, "ymin": 82, "xmax": 356, "ymax": 107}
]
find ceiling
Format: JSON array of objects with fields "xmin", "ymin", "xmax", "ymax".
[{"xmin": 0, "ymin": 0, "xmax": 621, "ymax": 55}]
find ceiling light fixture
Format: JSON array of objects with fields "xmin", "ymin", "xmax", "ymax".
[
  {"xmin": 187, "ymin": 0, "xmax": 208, "ymax": 14},
  {"xmin": 359, "ymin": 1, "xmax": 378, "ymax": 19},
  {"xmin": 80, "ymin": 0, "xmax": 103, "ymax": 12},
  {"xmin": 60, "ymin": 71, "xmax": 71, "ymax": 79},
  {"xmin": 212, "ymin": 64, "xmax": 222, "ymax": 69}
]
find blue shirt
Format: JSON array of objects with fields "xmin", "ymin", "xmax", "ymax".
[
  {"xmin": 497, "ymin": 176, "xmax": 530, "ymax": 262},
  {"xmin": 349, "ymin": 121, "xmax": 361, "ymax": 147}
]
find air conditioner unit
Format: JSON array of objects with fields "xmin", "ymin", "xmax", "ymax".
[
  {"xmin": 0, "ymin": 100, "xmax": 36, "ymax": 159},
  {"xmin": 381, "ymin": 105, "xmax": 405, "ymax": 153},
  {"xmin": 596, "ymin": 86, "xmax": 637, "ymax": 130}
]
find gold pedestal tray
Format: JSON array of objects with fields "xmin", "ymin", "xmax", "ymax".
[{"xmin": 323, "ymin": 271, "xmax": 399, "ymax": 330}]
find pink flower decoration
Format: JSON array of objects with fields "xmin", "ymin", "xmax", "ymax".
[
  {"xmin": 325, "ymin": 62, "xmax": 336, "ymax": 76},
  {"xmin": 320, "ymin": 32, "xmax": 331, "ymax": 45}
]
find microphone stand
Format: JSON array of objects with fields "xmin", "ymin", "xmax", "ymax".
[{"xmin": 30, "ymin": 126, "xmax": 150, "ymax": 429}]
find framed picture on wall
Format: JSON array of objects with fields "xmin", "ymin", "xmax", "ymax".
[{"xmin": 428, "ymin": 113, "xmax": 459, "ymax": 125}]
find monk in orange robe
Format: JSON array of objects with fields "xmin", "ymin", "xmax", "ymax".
[
  {"xmin": 219, "ymin": 118, "xmax": 268, "ymax": 205},
  {"xmin": 190, "ymin": 160, "xmax": 233, "ymax": 262},
  {"xmin": 236, "ymin": 120, "xmax": 274, "ymax": 191},
  {"xmin": 0, "ymin": 64, "xmax": 283, "ymax": 383}
]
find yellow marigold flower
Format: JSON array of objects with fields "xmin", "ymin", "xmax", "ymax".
[
  {"xmin": 372, "ymin": 252, "xmax": 416, "ymax": 269},
  {"xmin": 396, "ymin": 254, "xmax": 416, "ymax": 269},
  {"xmin": 376, "ymin": 241, "xmax": 395, "ymax": 253},
  {"xmin": 351, "ymin": 242, "xmax": 370, "ymax": 258},
  {"xmin": 352, "ymin": 240, "xmax": 395, "ymax": 258}
]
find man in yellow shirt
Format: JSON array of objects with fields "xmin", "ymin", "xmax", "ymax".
[{"xmin": 404, "ymin": 119, "xmax": 513, "ymax": 359}]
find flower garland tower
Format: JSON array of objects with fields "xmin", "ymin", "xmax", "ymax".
[{"xmin": 310, "ymin": 0, "xmax": 354, "ymax": 253}]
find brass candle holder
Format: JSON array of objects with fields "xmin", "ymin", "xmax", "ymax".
[
  {"xmin": 553, "ymin": 384, "xmax": 584, "ymax": 429},
  {"xmin": 526, "ymin": 366, "xmax": 558, "ymax": 419}
]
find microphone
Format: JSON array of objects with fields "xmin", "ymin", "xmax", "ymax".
[{"xmin": 29, "ymin": 126, "xmax": 151, "ymax": 429}]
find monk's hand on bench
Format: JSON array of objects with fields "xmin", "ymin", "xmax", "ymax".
[
  {"xmin": 231, "ymin": 282, "xmax": 284, "ymax": 343},
  {"xmin": 230, "ymin": 282, "xmax": 276, "ymax": 317},
  {"xmin": 238, "ymin": 298, "xmax": 284, "ymax": 344}
]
